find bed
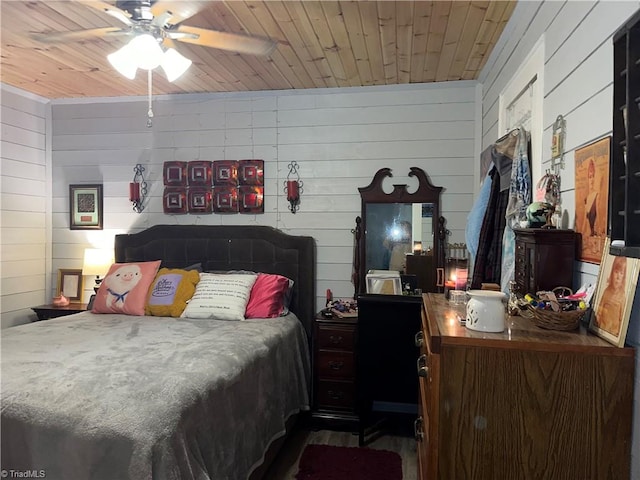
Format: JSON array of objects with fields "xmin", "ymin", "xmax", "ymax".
[{"xmin": 1, "ymin": 225, "xmax": 316, "ymax": 480}]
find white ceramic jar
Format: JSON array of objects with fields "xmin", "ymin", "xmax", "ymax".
[{"xmin": 466, "ymin": 290, "xmax": 507, "ymax": 333}]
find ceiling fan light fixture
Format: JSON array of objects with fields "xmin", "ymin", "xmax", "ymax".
[
  {"xmin": 107, "ymin": 44, "xmax": 138, "ymax": 79},
  {"xmin": 161, "ymin": 48, "xmax": 192, "ymax": 82},
  {"xmin": 128, "ymin": 33, "xmax": 164, "ymax": 70}
]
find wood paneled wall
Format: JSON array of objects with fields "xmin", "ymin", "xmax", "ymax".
[
  {"xmin": 49, "ymin": 82, "xmax": 477, "ymax": 313},
  {"xmin": 0, "ymin": 85, "xmax": 49, "ymax": 327},
  {"xmin": 479, "ymin": 1, "xmax": 640, "ymax": 476}
]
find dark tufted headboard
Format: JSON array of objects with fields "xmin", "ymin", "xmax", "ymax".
[{"xmin": 114, "ymin": 225, "xmax": 316, "ymax": 339}]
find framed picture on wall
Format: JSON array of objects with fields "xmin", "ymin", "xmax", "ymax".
[
  {"xmin": 574, "ymin": 137, "xmax": 610, "ymax": 263},
  {"xmin": 57, "ymin": 269, "xmax": 84, "ymax": 301},
  {"xmin": 589, "ymin": 237, "xmax": 640, "ymax": 347},
  {"xmin": 69, "ymin": 184, "xmax": 103, "ymax": 230}
]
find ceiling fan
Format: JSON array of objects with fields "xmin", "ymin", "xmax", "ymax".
[{"xmin": 32, "ymin": 0, "xmax": 278, "ymax": 57}]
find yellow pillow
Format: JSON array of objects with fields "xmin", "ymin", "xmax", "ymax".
[{"xmin": 145, "ymin": 268, "xmax": 200, "ymax": 317}]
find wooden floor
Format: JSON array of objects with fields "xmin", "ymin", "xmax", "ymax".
[{"xmin": 263, "ymin": 419, "xmax": 418, "ymax": 480}]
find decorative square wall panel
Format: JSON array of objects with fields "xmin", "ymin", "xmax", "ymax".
[
  {"xmin": 239, "ymin": 186, "xmax": 264, "ymax": 214},
  {"xmin": 238, "ymin": 159, "xmax": 264, "ymax": 186},
  {"xmin": 213, "ymin": 161, "xmax": 239, "ymax": 186},
  {"xmin": 187, "ymin": 161, "xmax": 212, "ymax": 186},
  {"xmin": 163, "ymin": 187, "xmax": 188, "ymax": 214},
  {"xmin": 212, "ymin": 186, "xmax": 238, "ymax": 213},
  {"xmin": 163, "ymin": 161, "xmax": 187, "ymax": 186},
  {"xmin": 188, "ymin": 188, "xmax": 212, "ymax": 214}
]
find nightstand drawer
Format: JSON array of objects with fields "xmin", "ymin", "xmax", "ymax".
[
  {"xmin": 316, "ymin": 379, "xmax": 356, "ymax": 409},
  {"xmin": 317, "ymin": 351, "xmax": 355, "ymax": 378},
  {"xmin": 317, "ymin": 324, "xmax": 355, "ymax": 350}
]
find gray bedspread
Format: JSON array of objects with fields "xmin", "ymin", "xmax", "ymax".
[{"xmin": 0, "ymin": 312, "xmax": 311, "ymax": 480}]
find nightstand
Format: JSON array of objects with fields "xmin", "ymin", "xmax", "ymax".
[
  {"xmin": 31, "ymin": 303, "xmax": 88, "ymax": 321},
  {"xmin": 311, "ymin": 312, "xmax": 359, "ymax": 429}
]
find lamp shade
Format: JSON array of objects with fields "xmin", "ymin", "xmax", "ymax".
[
  {"xmin": 107, "ymin": 44, "xmax": 138, "ymax": 80},
  {"xmin": 161, "ymin": 48, "xmax": 192, "ymax": 82},
  {"xmin": 82, "ymin": 248, "xmax": 114, "ymax": 277},
  {"xmin": 128, "ymin": 34, "xmax": 164, "ymax": 70}
]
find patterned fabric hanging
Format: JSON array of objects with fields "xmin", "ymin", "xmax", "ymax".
[{"xmin": 501, "ymin": 127, "xmax": 532, "ymax": 292}]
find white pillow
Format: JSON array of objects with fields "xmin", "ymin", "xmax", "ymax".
[{"xmin": 181, "ymin": 273, "xmax": 258, "ymax": 320}]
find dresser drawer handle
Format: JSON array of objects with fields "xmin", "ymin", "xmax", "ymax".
[
  {"xmin": 328, "ymin": 361, "xmax": 345, "ymax": 370},
  {"xmin": 414, "ymin": 416, "xmax": 424, "ymax": 442},
  {"xmin": 328, "ymin": 390, "xmax": 344, "ymax": 400},
  {"xmin": 414, "ymin": 331, "xmax": 424, "ymax": 347},
  {"xmin": 417, "ymin": 354, "xmax": 429, "ymax": 378},
  {"xmin": 329, "ymin": 335, "xmax": 343, "ymax": 344}
]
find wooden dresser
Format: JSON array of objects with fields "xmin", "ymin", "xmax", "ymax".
[
  {"xmin": 416, "ymin": 293, "xmax": 635, "ymax": 480},
  {"xmin": 513, "ymin": 228, "xmax": 576, "ymax": 294}
]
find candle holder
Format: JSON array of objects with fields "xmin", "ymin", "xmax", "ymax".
[
  {"xmin": 444, "ymin": 257, "xmax": 468, "ymax": 299},
  {"xmin": 129, "ymin": 164, "xmax": 147, "ymax": 213},
  {"xmin": 284, "ymin": 161, "xmax": 303, "ymax": 214}
]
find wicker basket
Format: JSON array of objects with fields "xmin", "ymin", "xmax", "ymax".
[{"xmin": 523, "ymin": 304, "xmax": 587, "ymax": 331}]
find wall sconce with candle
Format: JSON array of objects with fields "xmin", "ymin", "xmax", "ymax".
[
  {"xmin": 129, "ymin": 164, "xmax": 147, "ymax": 213},
  {"xmin": 284, "ymin": 161, "xmax": 303, "ymax": 214}
]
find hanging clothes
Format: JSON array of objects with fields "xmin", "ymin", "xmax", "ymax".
[
  {"xmin": 465, "ymin": 168, "xmax": 493, "ymax": 268},
  {"xmin": 470, "ymin": 128, "xmax": 521, "ymax": 289},
  {"xmin": 500, "ymin": 127, "xmax": 532, "ymax": 292},
  {"xmin": 471, "ymin": 166, "xmax": 509, "ymax": 288}
]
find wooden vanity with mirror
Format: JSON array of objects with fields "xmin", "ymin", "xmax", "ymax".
[
  {"xmin": 416, "ymin": 293, "xmax": 635, "ymax": 479},
  {"xmin": 353, "ymin": 167, "xmax": 446, "ymax": 445}
]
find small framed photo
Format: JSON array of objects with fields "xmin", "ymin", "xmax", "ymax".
[
  {"xmin": 57, "ymin": 269, "xmax": 84, "ymax": 301},
  {"xmin": 589, "ymin": 237, "xmax": 640, "ymax": 347},
  {"xmin": 70, "ymin": 184, "xmax": 103, "ymax": 230},
  {"xmin": 365, "ymin": 270, "xmax": 402, "ymax": 295}
]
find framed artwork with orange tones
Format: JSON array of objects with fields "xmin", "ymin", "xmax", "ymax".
[
  {"xmin": 574, "ymin": 137, "xmax": 610, "ymax": 263},
  {"xmin": 589, "ymin": 237, "xmax": 640, "ymax": 347}
]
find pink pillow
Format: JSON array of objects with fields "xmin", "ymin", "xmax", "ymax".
[
  {"xmin": 92, "ymin": 260, "xmax": 161, "ymax": 316},
  {"xmin": 245, "ymin": 273, "xmax": 292, "ymax": 318}
]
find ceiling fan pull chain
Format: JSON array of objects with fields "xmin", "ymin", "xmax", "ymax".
[{"xmin": 147, "ymin": 69, "xmax": 154, "ymax": 128}]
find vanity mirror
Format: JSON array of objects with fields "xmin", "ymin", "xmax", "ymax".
[{"xmin": 353, "ymin": 167, "xmax": 444, "ymax": 294}]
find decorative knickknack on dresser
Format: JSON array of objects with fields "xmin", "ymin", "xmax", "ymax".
[{"xmin": 513, "ymin": 228, "xmax": 576, "ymax": 294}]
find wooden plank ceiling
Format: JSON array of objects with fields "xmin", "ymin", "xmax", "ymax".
[{"xmin": 0, "ymin": 1, "xmax": 516, "ymax": 99}]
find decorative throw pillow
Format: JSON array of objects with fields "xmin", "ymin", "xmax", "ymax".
[
  {"xmin": 145, "ymin": 268, "xmax": 200, "ymax": 317},
  {"xmin": 92, "ymin": 260, "xmax": 161, "ymax": 316},
  {"xmin": 181, "ymin": 273, "xmax": 258, "ymax": 320},
  {"xmin": 245, "ymin": 273, "xmax": 293, "ymax": 318}
]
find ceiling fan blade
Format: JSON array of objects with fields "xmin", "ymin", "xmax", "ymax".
[
  {"xmin": 151, "ymin": 1, "xmax": 204, "ymax": 26},
  {"xmin": 172, "ymin": 26, "xmax": 278, "ymax": 56},
  {"xmin": 31, "ymin": 27, "xmax": 128, "ymax": 43},
  {"xmin": 76, "ymin": 1, "xmax": 133, "ymax": 26}
]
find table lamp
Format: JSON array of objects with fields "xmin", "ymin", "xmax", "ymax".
[{"xmin": 82, "ymin": 248, "xmax": 113, "ymax": 294}]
